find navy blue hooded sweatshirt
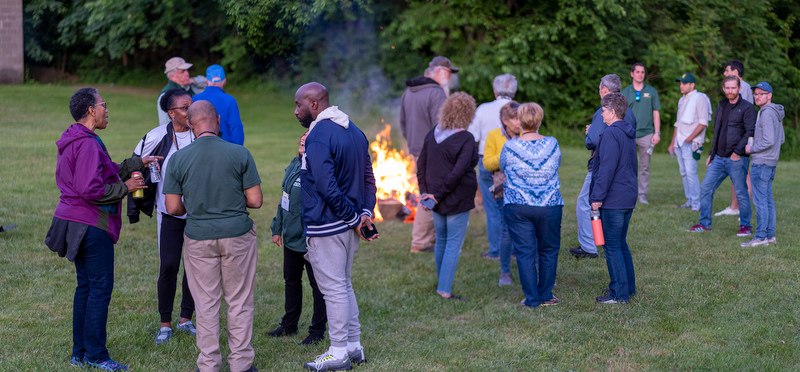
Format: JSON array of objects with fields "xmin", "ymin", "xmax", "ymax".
[{"xmin": 589, "ymin": 119, "xmax": 638, "ymax": 209}]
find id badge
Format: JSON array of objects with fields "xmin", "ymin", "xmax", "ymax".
[{"xmin": 281, "ymin": 191, "xmax": 290, "ymax": 211}]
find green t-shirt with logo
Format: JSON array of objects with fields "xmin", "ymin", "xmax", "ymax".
[
  {"xmin": 622, "ymin": 83, "xmax": 661, "ymax": 138},
  {"xmin": 163, "ymin": 136, "xmax": 262, "ymax": 240}
]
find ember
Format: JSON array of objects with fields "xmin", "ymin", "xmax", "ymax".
[{"xmin": 370, "ymin": 124, "xmax": 418, "ymax": 221}]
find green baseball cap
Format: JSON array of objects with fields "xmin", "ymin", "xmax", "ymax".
[{"xmin": 675, "ymin": 73, "xmax": 696, "ymax": 84}]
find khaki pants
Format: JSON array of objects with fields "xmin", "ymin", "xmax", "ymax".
[
  {"xmin": 412, "ymin": 155, "xmax": 436, "ymax": 248},
  {"xmin": 184, "ymin": 224, "xmax": 257, "ymax": 372},
  {"xmin": 636, "ymin": 134, "xmax": 654, "ymax": 197}
]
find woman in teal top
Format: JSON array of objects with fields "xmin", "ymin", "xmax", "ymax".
[{"xmin": 268, "ymin": 132, "xmax": 327, "ymax": 345}]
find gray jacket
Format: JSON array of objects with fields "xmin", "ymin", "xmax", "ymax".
[
  {"xmin": 750, "ymin": 103, "xmax": 785, "ymax": 166},
  {"xmin": 400, "ymin": 77, "xmax": 446, "ymax": 156}
]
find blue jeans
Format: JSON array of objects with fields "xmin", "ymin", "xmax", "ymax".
[
  {"xmin": 675, "ymin": 142, "xmax": 701, "ymax": 208},
  {"xmin": 576, "ymin": 172, "xmax": 596, "ymax": 253},
  {"xmin": 432, "ymin": 211, "xmax": 470, "ymax": 296},
  {"xmin": 497, "ymin": 197, "xmax": 512, "ymax": 274},
  {"xmin": 72, "ymin": 226, "xmax": 115, "ymax": 363},
  {"xmin": 600, "ymin": 209, "xmax": 636, "ymax": 302},
  {"xmin": 478, "ymin": 162, "xmax": 502, "ymax": 257},
  {"xmin": 504, "ymin": 204, "xmax": 562, "ymax": 308},
  {"xmin": 699, "ymin": 156, "xmax": 751, "ymax": 228},
  {"xmin": 750, "ymin": 164, "xmax": 776, "ymax": 239}
]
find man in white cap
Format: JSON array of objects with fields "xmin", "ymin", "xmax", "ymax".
[
  {"xmin": 193, "ymin": 65, "xmax": 245, "ymax": 145},
  {"xmin": 158, "ymin": 57, "xmax": 207, "ymax": 126}
]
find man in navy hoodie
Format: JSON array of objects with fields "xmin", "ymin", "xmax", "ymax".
[
  {"xmin": 294, "ymin": 82, "xmax": 377, "ymax": 371},
  {"xmin": 589, "ymin": 93, "xmax": 638, "ymax": 304}
]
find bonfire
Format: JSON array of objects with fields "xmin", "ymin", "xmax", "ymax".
[{"xmin": 370, "ymin": 123, "xmax": 418, "ymax": 222}]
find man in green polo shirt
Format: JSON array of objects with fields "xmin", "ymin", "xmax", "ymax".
[{"xmin": 622, "ymin": 63, "xmax": 662, "ymax": 205}]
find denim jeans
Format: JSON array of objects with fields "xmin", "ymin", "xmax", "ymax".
[
  {"xmin": 750, "ymin": 164, "xmax": 777, "ymax": 240},
  {"xmin": 72, "ymin": 226, "xmax": 115, "ymax": 363},
  {"xmin": 699, "ymin": 156, "xmax": 751, "ymax": 228},
  {"xmin": 674, "ymin": 142, "xmax": 701, "ymax": 208},
  {"xmin": 600, "ymin": 209, "xmax": 636, "ymax": 302},
  {"xmin": 432, "ymin": 211, "xmax": 470, "ymax": 296},
  {"xmin": 504, "ymin": 204, "xmax": 562, "ymax": 307},
  {"xmin": 496, "ymin": 197, "xmax": 512, "ymax": 274},
  {"xmin": 576, "ymin": 172, "xmax": 596, "ymax": 253},
  {"xmin": 478, "ymin": 162, "xmax": 502, "ymax": 257}
]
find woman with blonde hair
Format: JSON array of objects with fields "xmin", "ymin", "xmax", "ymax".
[
  {"xmin": 482, "ymin": 101, "xmax": 520, "ymax": 286},
  {"xmin": 417, "ymin": 92, "xmax": 479, "ymax": 301},
  {"xmin": 499, "ymin": 102, "xmax": 564, "ymax": 308}
]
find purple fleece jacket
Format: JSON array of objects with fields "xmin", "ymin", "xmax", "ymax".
[{"xmin": 54, "ymin": 124, "xmax": 122, "ymax": 243}]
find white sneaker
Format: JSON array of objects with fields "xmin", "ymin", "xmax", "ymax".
[
  {"xmin": 714, "ymin": 207, "xmax": 739, "ymax": 216},
  {"xmin": 767, "ymin": 237, "xmax": 777, "ymax": 244},
  {"xmin": 740, "ymin": 238, "xmax": 769, "ymax": 247}
]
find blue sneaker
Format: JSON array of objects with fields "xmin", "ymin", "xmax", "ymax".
[
  {"xmin": 155, "ymin": 326, "xmax": 173, "ymax": 344},
  {"xmin": 176, "ymin": 321, "xmax": 197, "ymax": 336},
  {"xmin": 85, "ymin": 359, "xmax": 129, "ymax": 371},
  {"xmin": 70, "ymin": 356, "xmax": 83, "ymax": 367}
]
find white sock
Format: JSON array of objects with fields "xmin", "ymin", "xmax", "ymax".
[
  {"xmin": 329, "ymin": 346, "xmax": 347, "ymax": 359},
  {"xmin": 347, "ymin": 341, "xmax": 362, "ymax": 352}
]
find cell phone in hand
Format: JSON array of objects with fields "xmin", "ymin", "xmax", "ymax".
[
  {"xmin": 420, "ymin": 198, "xmax": 436, "ymax": 210},
  {"xmin": 360, "ymin": 223, "xmax": 378, "ymax": 239}
]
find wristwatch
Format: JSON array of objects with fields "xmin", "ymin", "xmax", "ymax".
[{"xmin": 655, "ymin": 132, "xmax": 661, "ymax": 135}]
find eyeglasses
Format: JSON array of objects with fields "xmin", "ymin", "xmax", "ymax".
[
  {"xmin": 93, "ymin": 102, "xmax": 107, "ymax": 109},
  {"xmin": 635, "ymin": 91, "xmax": 641, "ymax": 102},
  {"xmin": 753, "ymin": 93, "xmax": 770, "ymax": 97},
  {"xmin": 169, "ymin": 106, "xmax": 190, "ymax": 112}
]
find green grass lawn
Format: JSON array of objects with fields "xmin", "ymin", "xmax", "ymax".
[{"xmin": 1, "ymin": 84, "xmax": 799, "ymax": 371}]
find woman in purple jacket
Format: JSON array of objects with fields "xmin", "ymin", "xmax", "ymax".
[{"xmin": 45, "ymin": 88, "xmax": 159, "ymax": 371}]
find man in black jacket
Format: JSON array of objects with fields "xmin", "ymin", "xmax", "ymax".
[{"xmin": 687, "ymin": 75, "xmax": 756, "ymax": 236}]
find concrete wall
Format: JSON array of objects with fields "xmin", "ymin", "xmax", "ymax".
[{"xmin": 0, "ymin": 0, "xmax": 24, "ymax": 84}]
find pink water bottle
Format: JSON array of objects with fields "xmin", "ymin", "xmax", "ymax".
[{"xmin": 590, "ymin": 209, "xmax": 605, "ymax": 246}]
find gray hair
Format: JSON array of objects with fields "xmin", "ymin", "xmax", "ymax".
[
  {"xmin": 423, "ymin": 66, "xmax": 438, "ymax": 78},
  {"xmin": 493, "ymin": 74, "xmax": 517, "ymax": 98},
  {"xmin": 599, "ymin": 74, "xmax": 622, "ymax": 93},
  {"xmin": 601, "ymin": 93, "xmax": 628, "ymax": 120}
]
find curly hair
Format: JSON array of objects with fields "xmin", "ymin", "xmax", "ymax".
[
  {"xmin": 69, "ymin": 87, "xmax": 99, "ymax": 121},
  {"xmin": 518, "ymin": 102, "xmax": 544, "ymax": 132},
  {"xmin": 438, "ymin": 92, "xmax": 476, "ymax": 130},
  {"xmin": 159, "ymin": 88, "xmax": 191, "ymax": 112}
]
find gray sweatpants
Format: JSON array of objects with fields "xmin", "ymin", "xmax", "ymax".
[{"xmin": 306, "ymin": 229, "xmax": 362, "ymax": 347}]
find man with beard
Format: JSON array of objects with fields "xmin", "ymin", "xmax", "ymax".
[
  {"xmin": 158, "ymin": 57, "xmax": 206, "ymax": 126},
  {"xmin": 294, "ymin": 82, "xmax": 377, "ymax": 371},
  {"xmin": 687, "ymin": 75, "xmax": 756, "ymax": 237},
  {"xmin": 400, "ymin": 56, "xmax": 458, "ymax": 253}
]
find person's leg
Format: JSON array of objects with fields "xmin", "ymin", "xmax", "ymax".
[
  {"xmin": 411, "ymin": 157, "xmax": 436, "ymax": 249},
  {"xmin": 698, "ymin": 157, "xmax": 729, "ymax": 228},
  {"xmin": 183, "ymin": 236, "xmax": 223, "ymax": 372},
  {"xmin": 497, "ymin": 198, "xmax": 512, "ymax": 274},
  {"xmin": 341, "ymin": 230, "xmax": 362, "ymax": 345},
  {"xmin": 619, "ymin": 209, "xmax": 636, "ymax": 296},
  {"xmin": 80, "ymin": 226, "xmax": 114, "ymax": 363},
  {"xmin": 279, "ymin": 247, "xmax": 304, "ymax": 333},
  {"xmin": 158, "ymin": 214, "xmax": 190, "ymax": 325},
  {"xmin": 432, "ymin": 211, "xmax": 448, "ymax": 279},
  {"xmin": 600, "ymin": 209, "xmax": 630, "ymax": 301},
  {"xmin": 765, "ymin": 166, "xmax": 777, "ymax": 239},
  {"xmin": 478, "ymin": 162, "xmax": 501, "ymax": 257},
  {"xmin": 534, "ymin": 206, "xmax": 562, "ymax": 301},
  {"xmin": 674, "ymin": 144, "xmax": 691, "ymax": 205},
  {"xmin": 219, "ymin": 224, "xmax": 258, "ymax": 372},
  {"xmin": 306, "ymin": 232, "xmax": 352, "ymax": 350},
  {"xmin": 730, "ymin": 157, "xmax": 752, "ymax": 228},
  {"xmin": 636, "ymin": 134, "xmax": 653, "ymax": 200},
  {"xmin": 435, "ymin": 212, "xmax": 470, "ymax": 296},
  {"xmin": 304, "ymin": 258, "xmax": 328, "ymax": 338},
  {"xmin": 750, "ymin": 164, "xmax": 769, "ymax": 240},
  {"xmin": 504, "ymin": 204, "xmax": 539, "ymax": 307},
  {"xmin": 575, "ymin": 172, "xmax": 596, "ymax": 253},
  {"xmin": 72, "ymin": 231, "xmax": 90, "ymax": 361}
]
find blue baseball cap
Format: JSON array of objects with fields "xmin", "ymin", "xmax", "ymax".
[
  {"xmin": 206, "ymin": 64, "xmax": 225, "ymax": 83},
  {"xmin": 751, "ymin": 82, "xmax": 772, "ymax": 94}
]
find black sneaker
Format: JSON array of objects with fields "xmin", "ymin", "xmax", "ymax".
[
  {"xmin": 242, "ymin": 366, "xmax": 258, "ymax": 372},
  {"xmin": 267, "ymin": 325, "xmax": 297, "ymax": 337},
  {"xmin": 348, "ymin": 346, "xmax": 367, "ymax": 366},
  {"xmin": 569, "ymin": 247, "xmax": 598, "ymax": 258},
  {"xmin": 300, "ymin": 333, "xmax": 325, "ymax": 346}
]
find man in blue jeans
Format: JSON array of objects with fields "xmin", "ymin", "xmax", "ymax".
[
  {"xmin": 742, "ymin": 82, "xmax": 784, "ymax": 247},
  {"xmin": 687, "ymin": 75, "xmax": 756, "ymax": 236},
  {"xmin": 589, "ymin": 93, "xmax": 638, "ymax": 304}
]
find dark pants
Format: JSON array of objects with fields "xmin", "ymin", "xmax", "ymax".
[
  {"xmin": 158, "ymin": 213, "xmax": 194, "ymax": 323},
  {"xmin": 504, "ymin": 204, "xmax": 562, "ymax": 308},
  {"xmin": 281, "ymin": 247, "xmax": 327, "ymax": 336},
  {"xmin": 73, "ymin": 226, "xmax": 114, "ymax": 363},
  {"xmin": 601, "ymin": 208, "xmax": 636, "ymax": 301}
]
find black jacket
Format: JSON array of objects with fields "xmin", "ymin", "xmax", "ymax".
[
  {"xmin": 126, "ymin": 123, "xmax": 176, "ymax": 223},
  {"xmin": 417, "ymin": 130, "xmax": 479, "ymax": 215},
  {"xmin": 709, "ymin": 95, "xmax": 756, "ymax": 162}
]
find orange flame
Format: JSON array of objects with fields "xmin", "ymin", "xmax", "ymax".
[{"xmin": 370, "ymin": 124, "xmax": 418, "ymax": 221}]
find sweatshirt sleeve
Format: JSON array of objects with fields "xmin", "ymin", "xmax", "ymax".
[
  {"xmin": 751, "ymin": 109, "xmax": 776, "ymax": 154},
  {"xmin": 433, "ymin": 135, "xmax": 476, "ymax": 201},
  {"xmin": 585, "ymin": 110, "xmax": 605, "ymax": 150},
  {"xmin": 734, "ymin": 104, "xmax": 757, "ymax": 156},
  {"xmin": 417, "ymin": 137, "xmax": 429, "ymax": 194},
  {"xmin": 306, "ymin": 141, "xmax": 360, "ymax": 228},
  {"xmin": 589, "ymin": 128, "xmax": 620, "ymax": 204},
  {"xmin": 361, "ymin": 148, "xmax": 377, "ymax": 217}
]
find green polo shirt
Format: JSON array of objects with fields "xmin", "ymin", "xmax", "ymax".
[
  {"xmin": 163, "ymin": 136, "xmax": 262, "ymax": 240},
  {"xmin": 622, "ymin": 83, "xmax": 661, "ymax": 138}
]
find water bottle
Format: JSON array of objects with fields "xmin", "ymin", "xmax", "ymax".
[
  {"xmin": 590, "ymin": 209, "xmax": 605, "ymax": 246},
  {"xmin": 747, "ymin": 137, "xmax": 754, "ymax": 147},
  {"xmin": 646, "ymin": 143, "xmax": 655, "ymax": 155},
  {"xmin": 149, "ymin": 161, "xmax": 161, "ymax": 183},
  {"xmin": 669, "ymin": 149, "xmax": 675, "ymax": 159}
]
